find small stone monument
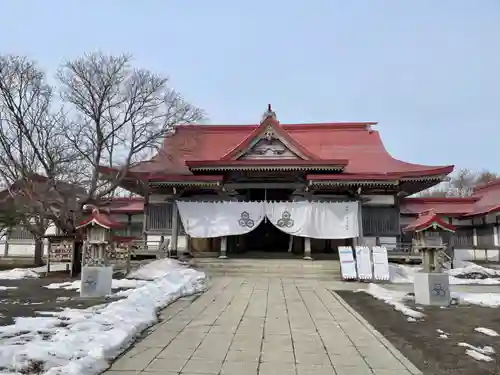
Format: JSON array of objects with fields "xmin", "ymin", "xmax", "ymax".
[
  {"xmin": 76, "ymin": 208, "xmax": 124, "ymax": 298},
  {"xmin": 403, "ymin": 209, "xmax": 455, "ymax": 306}
]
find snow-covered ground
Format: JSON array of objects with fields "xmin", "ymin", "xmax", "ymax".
[
  {"xmin": 362, "ymin": 283, "xmax": 500, "ymax": 362},
  {"xmin": 0, "ymin": 263, "xmax": 72, "ymax": 280},
  {"xmin": 364, "ymin": 283, "xmax": 500, "ymax": 311},
  {"xmin": 362, "ymin": 284, "xmax": 425, "ymax": 319},
  {"xmin": 0, "ymin": 258, "xmax": 206, "ymax": 375},
  {"xmin": 389, "ymin": 262, "xmax": 500, "ymax": 285}
]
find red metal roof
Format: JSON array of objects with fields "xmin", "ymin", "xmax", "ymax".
[
  {"xmin": 89, "ymin": 197, "xmax": 145, "ymax": 214},
  {"xmin": 77, "ymin": 209, "xmax": 124, "ymax": 230},
  {"xmin": 400, "ymin": 197, "xmax": 478, "ymax": 216},
  {"xmin": 186, "ymin": 159, "xmax": 349, "ymax": 169},
  {"xmin": 401, "ymin": 180, "xmax": 500, "ymax": 218},
  {"xmin": 464, "ymin": 179, "xmax": 500, "ymax": 217},
  {"xmin": 402, "ymin": 209, "xmax": 456, "ymax": 233},
  {"xmin": 124, "ymin": 122, "xmax": 453, "ymax": 180}
]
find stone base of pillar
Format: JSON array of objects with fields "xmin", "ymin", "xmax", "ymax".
[
  {"xmin": 219, "ymin": 236, "xmax": 228, "ymax": 259},
  {"xmin": 304, "ymin": 237, "xmax": 312, "ymax": 260}
]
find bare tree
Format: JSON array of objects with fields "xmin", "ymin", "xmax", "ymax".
[
  {"xmin": 417, "ymin": 168, "xmax": 499, "ymax": 198},
  {"xmin": 475, "ymin": 170, "xmax": 498, "ymax": 186},
  {"xmin": 0, "ymin": 52, "xmax": 204, "ymax": 265},
  {"xmin": 57, "ymin": 52, "xmax": 204, "ymax": 207},
  {"xmin": 0, "ymin": 55, "xmax": 83, "ymax": 264}
]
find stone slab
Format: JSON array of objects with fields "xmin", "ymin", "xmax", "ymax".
[{"xmin": 103, "ymin": 275, "xmax": 421, "ymax": 375}]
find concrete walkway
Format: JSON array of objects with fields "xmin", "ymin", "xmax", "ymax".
[{"xmin": 105, "ymin": 277, "xmax": 421, "ymax": 375}]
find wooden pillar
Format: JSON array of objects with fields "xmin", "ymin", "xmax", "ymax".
[
  {"xmin": 4, "ymin": 229, "xmax": 10, "ymax": 256},
  {"xmin": 142, "ymin": 196, "xmax": 149, "ymax": 251},
  {"xmin": 303, "ymin": 237, "xmax": 312, "ymax": 260},
  {"xmin": 126, "ymin": 214, "xmax": 132, "ymax": 236},
  {"xmin": 171, "ymin": 201, "xmax": 179, "ymax": 254},
  {"xmin": 219, "ymin": 236, "xmax": 228, "ymax": 259},
  {"xmin": 357, "ymin": 199, "xmax": 365, "ymax": 246}
]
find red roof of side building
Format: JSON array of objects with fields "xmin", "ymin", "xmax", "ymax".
[
  {"xmin": 464, "ymin": 179, "xmax": 500, "ymax": 217},
  {"xmin": 402, "ymin": 210, "xmax": 456, "ymax": 233},
  {"xmin": 401, "ymin": 180, "xmax": 500, "ymax": 218},
  {"xmin": 117, "ymin": 121, "xmax": 453, "ymax": 180},
  {"xmin": 87, "ymin": 197, "xmax": 145, "ymax": 214},
  {"xmin": 400, "ymin": 197, "xmax": 479, "ymax": 216},
  {"xmin": 76, "ymin": 209, "xmax": 124, "ymax": 230}
]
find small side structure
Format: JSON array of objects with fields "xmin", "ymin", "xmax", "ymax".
[
  {"xmin": 403, "ymin": 209, "xmax": 455, "ymax": 306},
  {"xmin": 76, "ymin": 208, "xmax": 132, "ymax": 297}
]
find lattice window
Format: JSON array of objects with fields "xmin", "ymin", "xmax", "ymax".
[
  {"xmin": 9, "ymin": 226, "xmax": 35, "ymax": 240},
  {"xmin": 452, "ymin": 227, "xmax": 474, "ymax": 248},
  {"xmin": 476, "ymin": 225, "xmax": 494, "ymax": 248},
  {"xmin": 362, "ymin": 207, "xmax": 400, "ymax": 236},
  {"xmin": 146, "ymin": 203, "xmax": 173, "ymax": 233}
]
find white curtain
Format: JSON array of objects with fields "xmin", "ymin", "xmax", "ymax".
[
  {"xmin": 176, "ymin": 201, "xmax": 265, "ymax": 238},
  {"xmin": 265, "ymin": 201, "xmax": 359, "ymax": 239}
]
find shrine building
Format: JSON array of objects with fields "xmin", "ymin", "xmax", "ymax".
[{"xmin": 99, "ymin": 106, "xmax": 454, "ymax": 259}]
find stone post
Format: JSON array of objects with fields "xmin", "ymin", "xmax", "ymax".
[
  {"xmin": 303, "ymin": 237, "xmax": 312, "ymax": 260},
  {"xmin": 219, "ymin": 236, "xmax": 228, "ymax": 259}
]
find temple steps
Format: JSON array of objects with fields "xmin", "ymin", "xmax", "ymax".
[{"xmin": 189, "ymin": 258, "xmax": 342, "ymax": 280}]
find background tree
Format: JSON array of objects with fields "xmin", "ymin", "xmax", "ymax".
[
  {"xmin": 417, "ymin": 168, "xmax": 499, "ymax": 197},
  {"xmin": 0, "ymin": 52, "xmax": 204, "ymax": 265}
]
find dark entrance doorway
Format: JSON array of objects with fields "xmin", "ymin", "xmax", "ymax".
[
  {"xmin": 234, "ymin": 188, "xmax": 294, "ymax": 254},
  {"xmin": 245, "ymin": 219, "xmax": 290, "ymax": 252}
]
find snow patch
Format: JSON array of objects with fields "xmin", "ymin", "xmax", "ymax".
[
  {"xmin": 465, "ymin": 349, "xmax": 494, "ymax": 362},
  {"xmin": 0, "ymin": 259, "xmax": 206, "ymax": 375},
  {"xmin": 0, "ymin": 286, "xmax": 17, "ymax": 291},
  {"xmin": 390, "ymin": 263, "xmax": 500, "ymax": 285},
  {"xmin": 0, "ymin": 268, "xmax": 39, "ymax": 280},
  {"xmin": 459, "ymin": 342, "xmax": 495, "ymax": 362},
  {"xmin": 475, "ymin": 327, "xmax": 499, "ymax": 337},
  {"xmin": 436, "ymin": 329, "xmax": 450, "ymax": 339},
  {"xmin": 361, "ymin": 284, "xmax": 424, "ymax": 319},
  {"xmin": 453, "ymin": 292, "xmax": 500, "ymax": 308},
  {"xmin": 44, "ymin": 278, "xmax": 147, "ymax": 292},
  {"xmin": 127, "ymin": 258, "xmax": 189, "ymax": 281}
]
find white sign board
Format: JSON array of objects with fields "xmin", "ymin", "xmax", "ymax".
[
  {"xmin": 338, "ymin": 246, "xmax": 357, "ymax": 280},
  {"xmin": 355, "ymin": 246, "xmax": 373, "ymax": 280}
]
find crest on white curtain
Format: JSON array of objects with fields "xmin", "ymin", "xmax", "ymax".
[
  {"xmin": 176, "ymin": 200, "xmax": 359, "ymax": 239},
  {"xmin": 176, "ymin": 201, "xmax": 265, "ymax": 238},
  {"xmin": 238, "ymin": 211, "xmax": 255, "ymax": 228},
  {"xmin": 276, "ymin": 210, "xmax": 294, "ymax": 228}
]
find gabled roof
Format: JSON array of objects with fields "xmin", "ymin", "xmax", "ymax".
[
  {"xmin": 221, "ymin": 111, "xmax": 319, "ymax": 160},
  {"xmin": 76, "ymin": 209, "xmax": 124, "ymax": 230},
  {"xmin": 402, "ymin": 210, "xmax": 456, "ymax": 233},
  {"xmin": 116, "ymin": 120, "xmax": 453, "ymax": 180}
]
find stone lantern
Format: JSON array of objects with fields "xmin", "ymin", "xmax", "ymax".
[
  {"xmin": 403, "ymin": 209, "xmax": 455, "ymax": 306},
  {"xmin": 76, "ymin": 208, "xmax": 124, "ymax": 298}
]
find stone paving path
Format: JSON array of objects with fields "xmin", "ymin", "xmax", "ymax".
[{"xmin": 105, "ymin": 277, "xmax": 421, "ymax": 375}]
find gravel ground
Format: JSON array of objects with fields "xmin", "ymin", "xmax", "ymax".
[{"xmin": 336, "ymin": 290, "xmax": 500, "ymax": 375}]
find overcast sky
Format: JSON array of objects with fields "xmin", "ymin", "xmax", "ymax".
[{"xmin": 1, "ymin": 0, "xmax": 499, "ymax": 172}]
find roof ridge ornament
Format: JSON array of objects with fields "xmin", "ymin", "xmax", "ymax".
[{"xmin": 261, "ymin": 104, "xmax": 277, "ymax": 123}]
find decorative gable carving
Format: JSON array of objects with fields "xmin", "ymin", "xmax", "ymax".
[
  {"xmin": 239, "ymin": 125, "xmax": 300, "ymax": 160},
  {"xmin": 221, "ymin": 105, "xmax": 318, "ymax": 161},
  {"xmin": 240, "ymin": 138, "xmax": 300, "ymax": 160}
]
